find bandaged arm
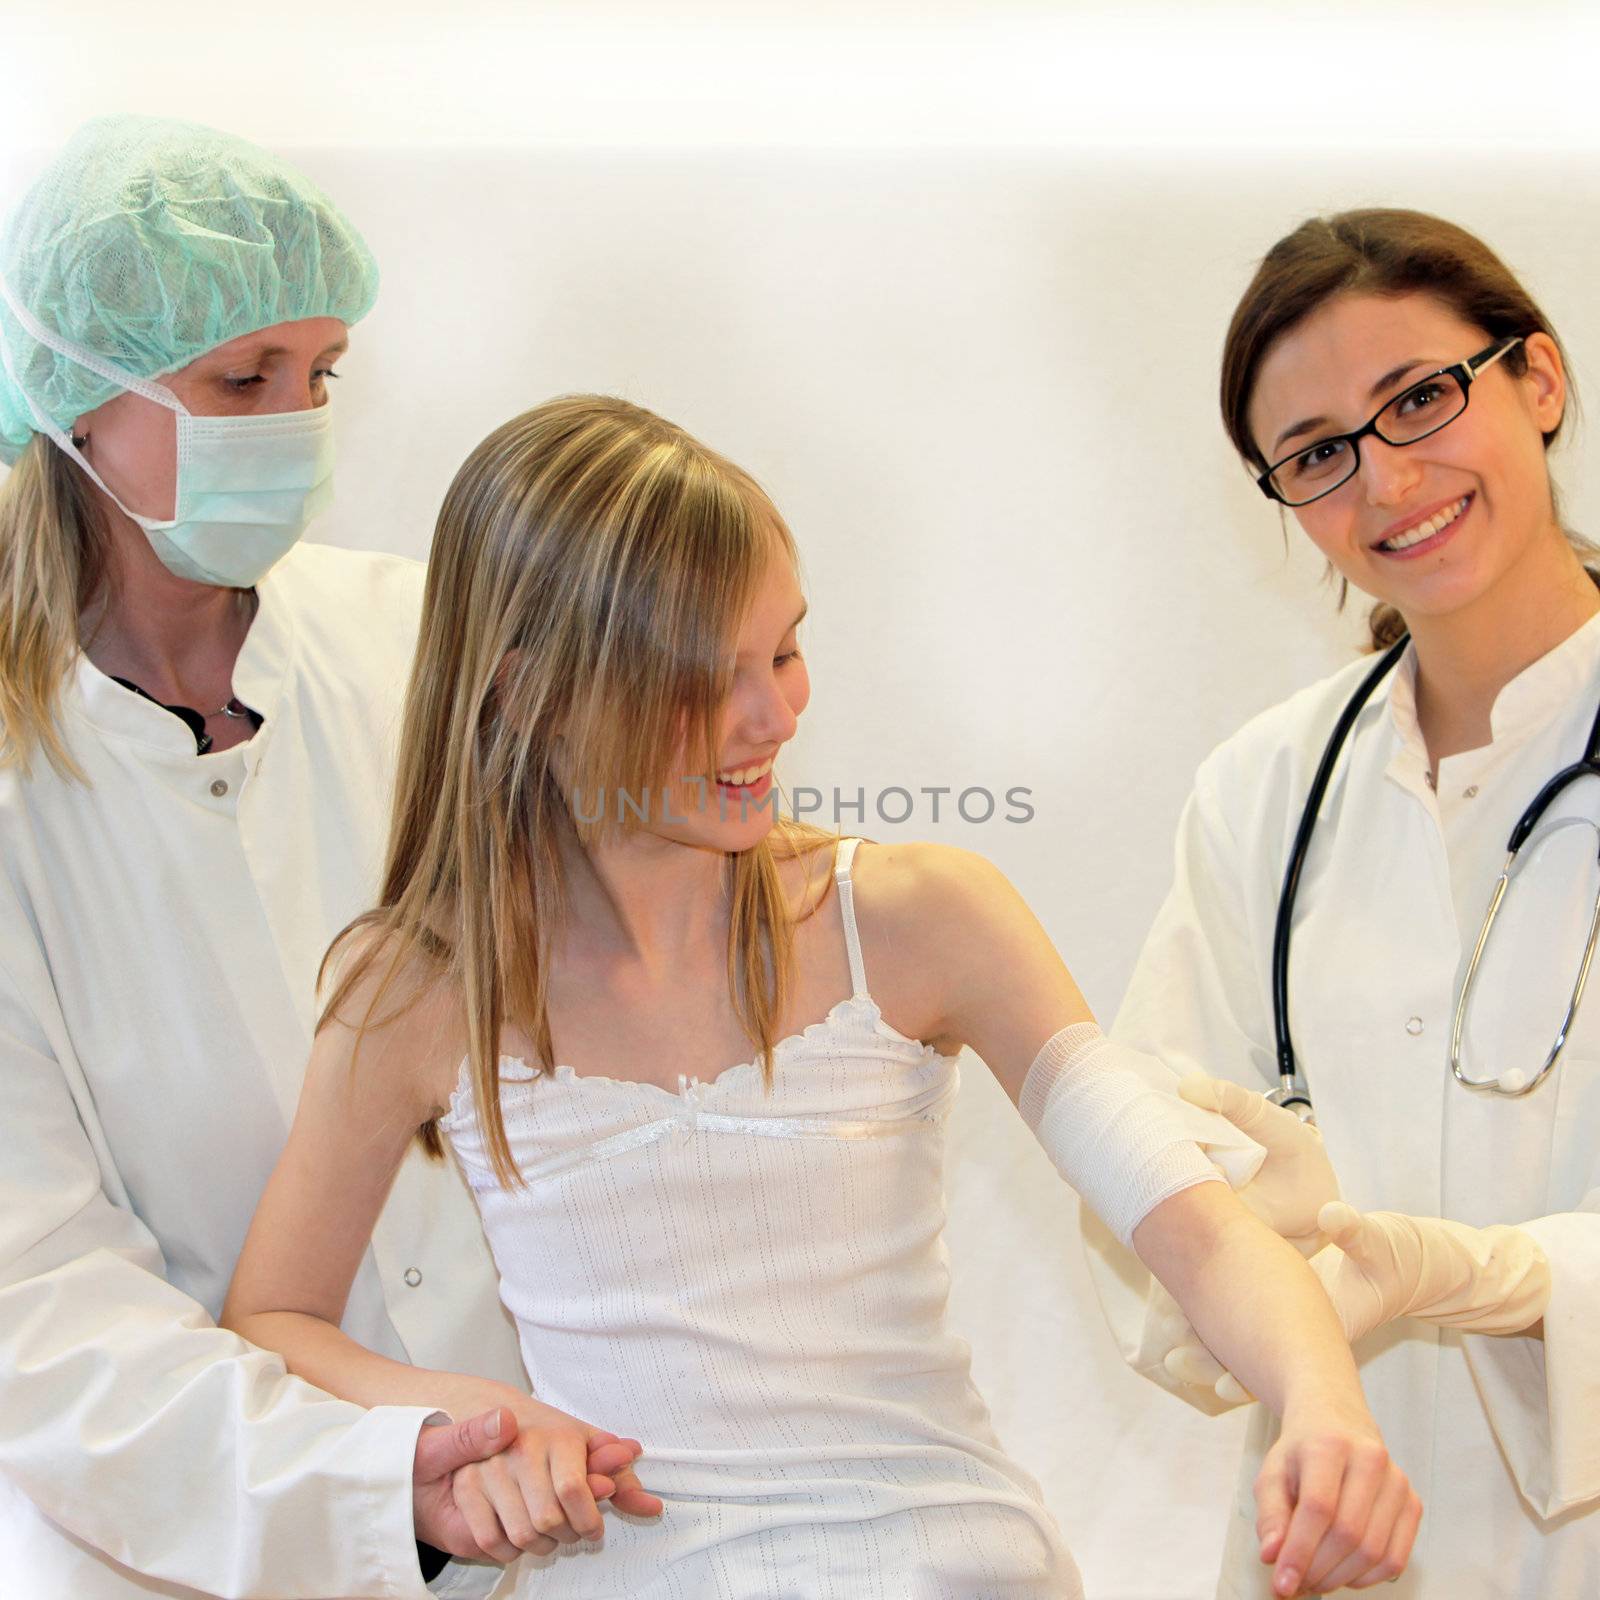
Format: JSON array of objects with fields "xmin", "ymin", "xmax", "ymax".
[
  {"xmin": 907, "ymin": 841, "xmax": 1354, "ymax": 1422},
  {"xmin": 1012, "ymin": 1042, "xmax": 1353, "ymax": 1426},
  {"xmin": 1012, "ymin": 1020, "xmax": 1381, "ymax": 1428},
  {"xmin": 1018, "ymin": 1022, "xmax": 1258, "ymax": 1247}
]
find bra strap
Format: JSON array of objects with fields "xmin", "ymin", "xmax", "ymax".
[{"xmin": 832, "ymin": 836, "xmax": 869, "ymax": 999}]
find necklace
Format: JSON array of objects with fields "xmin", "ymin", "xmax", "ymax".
[
  {"xmin": 108, "ymin": 675, "xmax": 262, "ymax": 757},
  {"xmin": 211, "ymin": 591, "xmax": 262, "ymax": 717}
]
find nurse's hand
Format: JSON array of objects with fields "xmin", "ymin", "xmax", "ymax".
[
  {"xmin": 1177, "ymin": 1075, "xmax": 1341, "ymax": 1252},
  {"xmin": 446, "ymin": 1393, "xmax": 665, "ymax": 1562},
  {"xmin": 413, "ymin": 1407, "xmax": 526, "ymax": 1559},
  {"xmin": 1256, "ymin": 1398, "xmax": 1420, "ymax": 1594}
]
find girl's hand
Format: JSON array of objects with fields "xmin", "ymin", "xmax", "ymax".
[
  {"xmin": 449, "ymin": 1395, "xmax": 665, "ymax": 1562},
  {"xmin": 1255, "ymin": 1399, "xmax": 1420, "ymax": 1595}
]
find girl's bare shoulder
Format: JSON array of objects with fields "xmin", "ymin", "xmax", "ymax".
[
  {"xmin": 848, "ymin": 837, "xmax": 1011, "ymax": 929},
  {"xmin": 837, "ymin": 838, "xmax": 1017, "ymax": 1045},
  {"xmin": 317, "ymin": 923, "xmax": 469, "ymax": 1118}
]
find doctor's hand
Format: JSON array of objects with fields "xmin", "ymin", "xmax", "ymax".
[
  {"xmin": 445, "ymin": 1392, "xmax": 665, "ymax": 1563},
  {"xmin": 1257, "ymin": 1395, "xmax": 1420, "ymax": 1594},
  {"xmin": 1157, "ymin": 1077, "xmax": 1344, "ymax": 1407},
  {"xmin": 1307, "ymin": 1203, "xmax": 1552, "ymax": 1344},
  {"xmin": 1166, "ymin": 1202, "xmax": 1555, "ymax": 1411},
  {"xmin": 1178, "ymin": 1076, "xmax": 1341, "ymax": 1251}
]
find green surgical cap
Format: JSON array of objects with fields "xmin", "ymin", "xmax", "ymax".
[{"xmin": 0, "ymin": 114, "xmax": 378, "ymax": 466}]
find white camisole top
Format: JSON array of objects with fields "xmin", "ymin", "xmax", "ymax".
[{"xmin": 438, "ymin": 836, "xmax": 1081, "ymax": 1598}]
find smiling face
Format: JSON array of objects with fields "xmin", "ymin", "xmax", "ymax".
[
  {"xmin": 646, "ymin": 542, "xmax": 811, "ymax": 853},
  {"xmin": 72, "ymin": 315, "xmax": 349, "ymax": 522},
  {"xmin": 1248, "ymin": 292, "xmax": 1566, "ymax": 627}
]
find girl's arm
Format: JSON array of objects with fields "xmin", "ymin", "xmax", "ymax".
[
  {"xmin": 221, "ymin": 945, "xmax": 661, "ymax": 1557},
  {"xmin": 872, "ymin": 841, "xmax": 1420, "ymax": 1599},
  {"xmin": 221, "ymin": 948, "xmax": 485, "ymax": 1410}
]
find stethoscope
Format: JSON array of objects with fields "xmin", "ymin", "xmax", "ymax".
[{"xmin": 1269, "ymin": 633, "xmax": 1600, "ymax": 1119}]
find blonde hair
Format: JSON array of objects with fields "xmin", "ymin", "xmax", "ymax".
[
  {"xmin": 0, "ymin": 435, "xmax": 111, "ymax": 777},
  {"xmin": 323, "ymin": 395, "xmax": 833, "ymax": 1187}
]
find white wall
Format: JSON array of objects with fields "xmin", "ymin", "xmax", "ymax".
[
  {"xmin": 10, "ymin": 1, "xmax": 1600, "ymax": 158},
  {"xmin": 6, "ymin": 10, "xmax": 1599, "ymax": 1597}
]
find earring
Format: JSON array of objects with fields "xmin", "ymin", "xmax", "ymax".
[{"xmin": 70, "ymin": 433, "xmax": 88, "ymax": 448}]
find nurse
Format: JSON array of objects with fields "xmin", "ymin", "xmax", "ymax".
[
  {"xmin": 0, "ymin": 116, "xmax": 646, "ymax": 1598},
  {"xmin": 1085, "ymin": 207, "xmax": 1599, "ymax": 1597}
]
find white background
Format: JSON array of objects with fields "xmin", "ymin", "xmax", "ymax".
[{"xmin": 6, "ymin": 6, "xmax": 1600, "ymax": 1596}]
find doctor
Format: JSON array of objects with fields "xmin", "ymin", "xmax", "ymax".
[
  {"xmin": 1085, "ymin": 207, "xmax": 1599, "ymax": 1598},
  {"xmin": 0, "ymin": 116, "xmax": 647, "ymax": 1599}
]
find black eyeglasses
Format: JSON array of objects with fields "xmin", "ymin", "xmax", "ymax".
[{"xmin": 1257, "ymin": 336, "xmax": 1524, "ymax": 507}]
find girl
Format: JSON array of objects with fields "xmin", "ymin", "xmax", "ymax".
[
  {"xmin": 1088, "ymin": 209, "xmax": 1600, "ymax": 1598},
  {"xmin": 224, "ymin": 394, "xmax": 1417, "ymax": 1597}
]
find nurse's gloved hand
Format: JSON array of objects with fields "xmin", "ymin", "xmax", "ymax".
[
  {"xmin": 1177, "ymin": 1076, "xmax": 1341, "ymax": 1253},
  {"xmin": 1308, "ymin": 1203, "xmax": 1552, "ymax": 1343}
]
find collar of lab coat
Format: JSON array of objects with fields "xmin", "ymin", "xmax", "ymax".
[
  {"xmin": 68, "ymin": 557, "xmax": 299, "ymax": 757},
  {"xmin": 1384, "ymin": 605, "xmax": 1600, "ymax": 773}
]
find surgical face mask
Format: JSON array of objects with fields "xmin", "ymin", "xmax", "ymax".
[
  {"xmin": 100, "ymin": 398, "xmax": 335, "ymax": 588},
  {"xmin": 0, "ymin": 274, "xmax": 336, "ymax": 587}
]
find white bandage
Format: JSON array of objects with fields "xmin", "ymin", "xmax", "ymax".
[{"xmin": 1019, "ymin": 1023, "xmax": 1224, "ymax": 1248}]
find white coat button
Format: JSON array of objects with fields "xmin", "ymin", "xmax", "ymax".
[
  {"xmin": 209, "ymin": 778, "xmax": 229, "ymax": 798},
  {"xmin": 1405, "ymin": 1016, "xmax": 1424, "ymax": 1035},
  {"xmin": 403, "ymin": 1267, "xmax": 423, "ymax": 1287},
  {"xmin": 1463, "ymin": 785, "xmax": 1479, "ymax": 798}
]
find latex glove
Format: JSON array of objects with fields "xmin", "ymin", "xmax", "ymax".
[
  {"xmin": 1306, "ymin": 1201, "xmax": 1553, "ymax": 1344},
  {"xmin": 1177, "ymin": 1075, "xmax": 1340, "ymax": 1253},
  {"xmin": 1169, "ymin": 1203, "xmax": 1555, "ymax": 1409},
  {"xmin": 1162, "ymin": 1315, "xmax": 1253, "ymax": 1407},
  {"xmin": 1157, "ymin": 1076, "xmax": 1344, "ymax": 1408}
]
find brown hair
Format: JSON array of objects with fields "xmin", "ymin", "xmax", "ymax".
[
  {"xmin": 321, "ymin": 395, "xmax": 833, "ymax": 1187},
  {"xmin": 1220, "ymin": 208, "xmax": 1591, "ymax": 649}
]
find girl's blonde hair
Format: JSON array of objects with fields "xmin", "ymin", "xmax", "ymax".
[
  {"xmin": 324, "ymin": 394, "xmax": 832, "ymax": 1187},
  {"xmin": 0, "ymin": 435, "xmax": 112, "ymax": 777}
]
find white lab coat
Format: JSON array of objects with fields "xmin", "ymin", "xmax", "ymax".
[
  {"xmin": 0, "ymin": 540, "xmax": 528, "ymax": 1599},
  {"xmin": 1084, "ymin": 614, "xmax": 1600, "ymax": 1599}
]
